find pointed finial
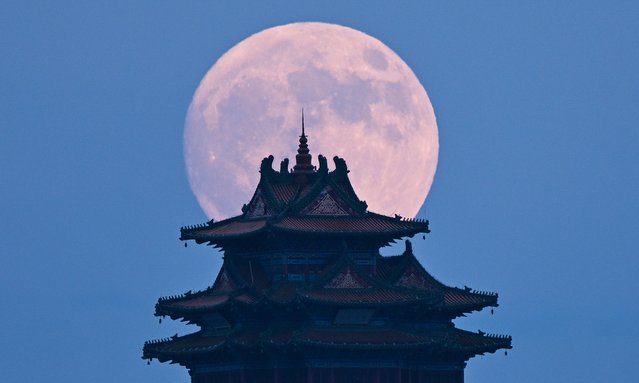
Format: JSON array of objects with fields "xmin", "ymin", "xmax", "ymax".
[
  {"xmin": 301, "ymin": 108, "xmax": 305, "ymax": 137},
  {"xmin": 293, "ymin": 109, "xmax": 314, "ymax": 174}
]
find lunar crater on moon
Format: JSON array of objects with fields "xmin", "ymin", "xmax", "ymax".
[{"xmin": 185, "ymin": 22, "xmax": 438, "ymax": 220}]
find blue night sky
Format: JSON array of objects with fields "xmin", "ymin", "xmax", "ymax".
[{"xmin": 1, "ymin": 2, "xmax": 637, "ymax": 382}]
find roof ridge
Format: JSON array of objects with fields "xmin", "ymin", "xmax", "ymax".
[
  {"xmin": 256, "ymin": 170, "xmax": 283, "ymax": 212},
  {"xmin": 326, "ymin": 160, "xmax": 368, "ymax": 212},
  {"xmin": 324, "ymin": 173, "xmax": 367, "ymax": 214}
]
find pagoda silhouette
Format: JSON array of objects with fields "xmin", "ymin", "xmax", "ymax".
[{"xmin": 143, "ymin": 117, "xmax": 511, "ymax": 382}]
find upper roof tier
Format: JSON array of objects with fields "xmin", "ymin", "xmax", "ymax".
[{"xmin": 181, "ymin": 126, "xmax": 430, "ymax": 245}]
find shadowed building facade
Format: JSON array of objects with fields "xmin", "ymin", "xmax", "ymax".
[{"xmin": 143, "ymin": 128, "xmax": 511, "ymax": 382}]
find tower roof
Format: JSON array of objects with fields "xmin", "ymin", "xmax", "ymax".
[
  {"xmin": 180, "ymin": 131, "xmax": 430, "ymax": 247},
  {"xmin": 147, "ymin": 129, "xmax": 512, "ymax": 371}
]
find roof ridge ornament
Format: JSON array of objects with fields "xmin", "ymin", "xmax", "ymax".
[{"xmin": 292, "ymin": 109, "xmax": 314, "ymax": 174}]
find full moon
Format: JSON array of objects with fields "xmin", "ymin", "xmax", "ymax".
[{"xmin": 185, "ymin": 22, "xmax": 438, "ymax": 220}]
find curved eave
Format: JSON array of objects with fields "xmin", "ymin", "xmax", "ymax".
[
  {"xmin": 143, "ymin": 334, "xmax": 227, "ymax": 363},
  {"xmin": 143, "ymin": 330, "xmax": 512, "ymax": 363},
  {"xmin": 155, "ymin": 296, "xmax": 230, "ymax": 317},
  {"xmin": 180, "ymin": 218, "xmax": 268, "ymax": 243},
  {"xmin": 179, "ymin": 213, "xmax": 429, "ymax": 245},
  {"xmin": 450, "ymin": 329, "xmax": 513, "ymax": 359},
  {"xmin": 155, "ymin": 294, "xmax": 262, "ymax": 321},
  {"xmin": 180, "ymin": 227, "xmax": 427, "ymax": 246},
  {"xmin": 143, "ymin": 326, "xmax": 512, "ymax": 365},
  {"xmin": 439, "ymin": 291, "xmax": 499, "ymax": 316}
]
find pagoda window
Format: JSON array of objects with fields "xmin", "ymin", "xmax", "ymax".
[{"xmin": 334, "ymin": 308, "xmax": 375, "ymax": 325}]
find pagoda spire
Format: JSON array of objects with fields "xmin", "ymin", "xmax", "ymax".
[
  {"xmin": 302, "ymin": 108, "xmax": 305, "ymax": 136},
  {"xmin": 293, "ymin": 109, "xmax": 314, "ymax": 173}
]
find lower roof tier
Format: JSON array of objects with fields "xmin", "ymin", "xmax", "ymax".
[{"xmin": 143, "ymin": 326, "xmax": 511, "ymax": 364}]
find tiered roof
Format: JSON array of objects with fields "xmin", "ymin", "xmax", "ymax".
[{"xmin": 144, "ymin": 124, "xmax": 511, "ymax": 371}]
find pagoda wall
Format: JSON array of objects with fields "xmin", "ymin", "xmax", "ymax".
[
  {"xmin": 234, "ymin": 248, "xmax": 377, "ymax": 282},
  {"xmin": 191, "ymin": 366, "xmax": 463, "ymax": 383}
]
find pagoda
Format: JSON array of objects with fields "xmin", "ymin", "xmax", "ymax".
[{"xmin": 143, "ymin": 120, "xmax": 512, "ymax": 382}]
